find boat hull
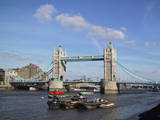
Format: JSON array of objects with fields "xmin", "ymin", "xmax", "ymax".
[
  {"xmin": 99, "ymin": 103, "xmax": 115, "ymax": 108},
  {"xmin": 47, "ymin": 101, "xmax": 60, "ymax": 110},
  {"xmin": 75, "ymin": 102, "xmax": 100, "ymax": 110}
]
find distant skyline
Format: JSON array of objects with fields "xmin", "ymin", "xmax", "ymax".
[{"xmin": 0, "ymin": 0, "xmax": 160, "ymax": 80}]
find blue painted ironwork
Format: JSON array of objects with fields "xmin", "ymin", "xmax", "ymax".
[
  {"xmin": 61, "ymin": 55, "xmax": 104, "ymax": 62},
  {"xmin": 116, "ymin": 60, "xmax": 159, "ymax": 84},
  {"xmin": 63, "ymin": 81, "xmax": 100, "ymax": 85},
  {"xmin": 9, "ymin": 57, "xmax": 160, "ymax": 85},
  {"xmin": 9, "ymin": 67, "xmax": 53, "ymax": 83}
]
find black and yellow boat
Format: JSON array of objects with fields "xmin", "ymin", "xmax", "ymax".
[{"xmin": 47, "ymin": 95, "xmax": 61, "ymax": 110}]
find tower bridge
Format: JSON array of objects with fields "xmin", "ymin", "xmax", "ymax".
[
  {"xmin": 7, "ymin": 41, "xmax": 160, "ymax": 93},
  {"xmin": 50, "ymin": 41, "xmax": 160, "ymax": 94},
  {"xmin": 50, "ymin": 41, "xmax": 118, "ymax": 94}
]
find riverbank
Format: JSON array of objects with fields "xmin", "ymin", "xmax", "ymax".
[{"xmin": 138, "ymin": 104, "xmax": 160, "ymax": 120}]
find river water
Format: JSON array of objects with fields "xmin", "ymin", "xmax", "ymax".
[{"xmin": 0, "ymin": 90, "xmax": 160, "ymax": 120}]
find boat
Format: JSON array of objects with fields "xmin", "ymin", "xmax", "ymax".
[
  {"xmin": 152, "ymin": 86, "xmax": 159, "ymax": 92},
  {"xmin": 47, "ymin": 95, "xmax": 61, "ymax": 110},
  {"xmin": 40, "ymin": 96, "xmax": 44, "ymax": 100},
  {"xmin": 60, "ymin": 100, "xmax": 79, "ymax": 110},
  {"xmin": 71, "ymin": 95, "xmax": 81, "ymax": 101},
  {"xmin": 47, "ymin": 91, "xmax": 116, "ymax": 110},
  {"xmin": 99, "ymin": 103, "xmax": 115, "ymax": 108},
  {"xmin": 75, "ymin": 98, "xmax": 113, "ymax": 110},
  {"xmin": 75, "ymin": 101, "xmax": 100, "ymax": 110},
  {"xmin": 79, "ymin": 92, "xmax": 94, "ymax": 96},
  {"xmin": 93, "ymin": 89, "xmax": 100, "ymax": 93},
  {"xmin": 73, "ymin": 89, "xmax": 86, "ymax": 92},
  {"xmin": 49, "ymin": 91, "xmax": 64, "ymax": 95},
  {"xmin": 60, "ymin": 95, "xmax": 81, "ymax": 110},
  {"xmin": 47, "ymin": 90, "xmax": 65, "ymax": 110}
]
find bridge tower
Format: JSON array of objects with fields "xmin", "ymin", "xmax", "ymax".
[
  {"xmin": 102, "ymin": 41, "xmax": 118, "ymax": 94},
  {"xmin": 49, "ymin": 44, "xmax": 67, "ymax": 91},
  {"xmin": 53, "ymin": 44, "xmax": 67, "ymax": 81}
]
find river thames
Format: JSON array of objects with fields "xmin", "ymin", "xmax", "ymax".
[{"xmin": 0, "ymin": 90, "xmax": 160, "ymax": 120}]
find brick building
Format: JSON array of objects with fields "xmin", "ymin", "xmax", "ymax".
[
  {"xmin": 0, "ymin": 69, "xmax": 5, "ymax": 85},
  {"xmin": 13, "ymin": 64, "xmax": 43, "ymax": 79}
]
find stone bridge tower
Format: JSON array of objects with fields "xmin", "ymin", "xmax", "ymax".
[
  {"xmin": 53, "ymin": 44, "xmax": 67, "ymax": 81},
  {"xmin": 102, "ymin": 41, "xmax": 118, "ymax": 94},
  {"xmin": 49, "ymin": 44, "xmax": 67, "ymax": 91}
]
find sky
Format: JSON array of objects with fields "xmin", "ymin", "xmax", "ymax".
[{"xmin": 0, "ymin": 0, "xmax": 160, "ymax": 81}]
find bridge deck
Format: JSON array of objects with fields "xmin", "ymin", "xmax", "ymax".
[
  {"xmin": 61, "ymin": 55, "xmax": 104, "ymax": 62},
  {"xmin": 10, "ymin": 81, "xmax": 48, "ymax": 84}
]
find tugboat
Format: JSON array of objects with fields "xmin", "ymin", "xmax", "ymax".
[{"xmin": 47, "ymin": 91, "xmax": 64, "ymax": 110}]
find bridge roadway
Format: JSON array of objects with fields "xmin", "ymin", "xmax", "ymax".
[
  {"xmin": 10, "ymin": 81, "xmax": 160, "ymax": 86},
  {"xmin": 9, "ymin": 81, "xmax": 47, "ymax": 88},
  {"xmin": 9, "ymin": 81, "xmax": 101, "ymax": 86}
]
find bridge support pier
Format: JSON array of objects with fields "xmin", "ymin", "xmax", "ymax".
[
  {"xmin": 102, "ymin": 81, "xmax": 118, "ymax": 94},
  {"xmin": 49, "ymin": 79, "xmax": 66, "ymax": 92}
]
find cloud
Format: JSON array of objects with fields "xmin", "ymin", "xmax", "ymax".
[
  {"xmin": 145, "ymin": 42, "xmax": 150, "ymax": 47},
  {"xmin": 1, "ymin": 51, "xmax": 32, "ymax": 61},
  {"xmin": 33, "ymin": 4, "xmax": 126, "ymax": 41},
  {"xmin": 120, "ymin": 27, "xmax": 127, "ymax": 31},
  {"xmin": 143, "ymin": 1, "xmax": 156, "ymax": 22},
  {"xmin": 89, "ymin": 25, "xmax": 125, "ymax": 41},
  {"xmin": 124, "ymin": 40, "xmax": 136, "ymax": 46},
  {"xmin": 145, "ymin": 41, "xmax": 160, "ymax": 47},
  {"xmin": 33, "ymin": 4, "xmax": 57, "ymax": 23},
  {"xmin": 120, "ymin": 56, "xmax": 160, "ymax": 65},
  {"xmin": 56, "ymin": 13, "xmax": 125, "ymax": 41},
  {"xmin": 148, "ymin": 51, "xmax": 160, "ymax": 56},
  {"xmin": 56, "ymin": 13, "xmax": 89, "ymax": 31}
]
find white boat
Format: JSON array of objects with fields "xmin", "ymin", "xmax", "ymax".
[
  {"xmin": 79, "ymin": 92, "xmax": 94, "ymax": 96},
  {"xmin": 99, "ymin": 103, "xmax": 115, "ymax": 108},
  {"xmin": 93, "ymin": 89, "xmax": 100, "ymax": 92},
  {"xmin": 73, "ymin": 89, "xmax": 86, "ymax": 91}
]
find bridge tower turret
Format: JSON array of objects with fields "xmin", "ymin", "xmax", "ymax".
[
  {"xmin": 102, "ymin": 41, "xmax": 118, "ymax": 94},
  {"xmin": 49, "ymin": 44, "xmax": 67, "ymax": 92}
]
